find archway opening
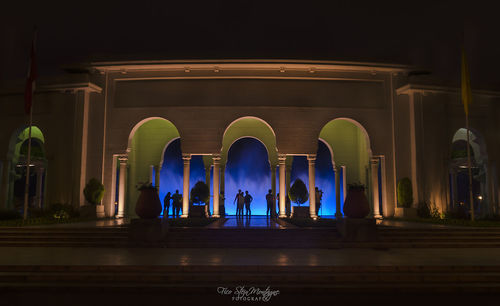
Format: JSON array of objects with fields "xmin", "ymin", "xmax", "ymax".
[
  {"xmin": 126, "ymin": 118, "xmax": 179, "ymax": 217},
  {"xmin": 6, "ymin": 126, "xmax": 46, "ymax": 213},
  {"xmin": 318, "ymin": 118, "xmax": 372, "ymax": 214},
  {"xmin": 450, "ymin": 128, "xmax": 489, "ymax": 215},
  {"xmin": 225, "ymin": 137, "xmax": 271, "ymax": 215},
  {"xmin": 157, "ymin": 138, "xmax": 206, "ymax": 217}
]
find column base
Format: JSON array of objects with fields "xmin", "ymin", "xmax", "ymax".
[
  {"xmin": 180, "ymin": 214, "xmax": 188, "ymax": 218},
  {"xmin": 279, "ymin": 214, "xmax": 287, "ymax": 218},
  {"xmin": 212, "ymin": 214, "xmax": 220, "ymax": 218},
  {"xmin": 335, "ymin": 213, "xmax": 343, "ymax": 220}
]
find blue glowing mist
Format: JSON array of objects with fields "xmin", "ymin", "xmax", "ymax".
[
  {"xmin": 158, "ymin": 138, "xmax": 207, "ymax": 216},
  {"xmin": 289, "ymin": 141, "xmax": 338, "ymax": 216},
  {"xmin": 158, "ymin": 138, "xmax": 340, "ymax": 217},
  {"xmin": 225, "ymin": 138, "xmax": 270, "ymax": 215}
]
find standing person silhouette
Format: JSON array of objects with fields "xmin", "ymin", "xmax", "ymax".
[
  {"xmin": 172, "ymin": 190, "xmax": 182, "ymax": 217},
  {"xmin": 315, "ymin": 187, "xmax": 323, "ymax": 215},
  {"xmin": 163, "ymin": 192, "xmax": 171, "ymax": 218},
  {"xmin": 234, "ymin": 189, "xmax": 244, "ymax": 217},
  {"xmin": 244, "ymin": 190, "xmax": 253, "ymax": 217},
  {"xmin": 266, "ymin": 189, "xmax": 275, "ymax": 218}
]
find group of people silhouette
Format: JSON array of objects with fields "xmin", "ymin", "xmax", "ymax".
[
  {"xmin": 162, "ymin": 190, "xmax": 183, "ymax": 217},
  {"xmin": 162, "ymin": 186, "xmax": 324, "ymax": 218},
  {"xmin": 233, "ymin": 189, "xmax": 253, "ymax": 217}
]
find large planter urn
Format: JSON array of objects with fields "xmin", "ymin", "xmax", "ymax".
[
  {"xmin": 343, "ymin": 186, "xmax": 370, "ymax": 218},
  {"xmin": 135, "ymin": 187, "xmax": 162, "ymax": 219}
]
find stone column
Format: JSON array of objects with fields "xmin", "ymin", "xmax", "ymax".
[
  {"xmin": 371, "ymin": 158, "xmax": 382, "ymax": 219},
  {"xmin": 341, "ymin": 165, "xmax": 347, "ymax": 204},
  {"xmin": 117, "ymin": 156, "xmax": 128, "ymax": 218},
  {"xmin": 155, "ymin": 165, "xmax": 161, "ymax": 193},
  {"xmin": 271, "ymin": 164, "xmax": 277, "ymax": 216},
  {"xmin": 149, "ymin": 165, "xmax": 154, "ymax": 185},
  {"xmin": 181, "ymin": 154, "xmax": 191, "ymax": 218},
  {"xmin": 334, "ymin": 166, "xmax": 342, "ymax": 219},
  {"xmin": 204, "ymin": 164, "xmax": 211, "ymax": 217},
  {"xmin": 308, "ymin": 155, "xmax": 317, "ymax": 219},
  {"xmin": 212, "ymin": 155, "xmax": 221, "ymax": 218},
  {"xmin": 35, "ymin": 167, "xmax": 44, "ymax": 209},
  {"xmin": 285, "ymin": 164, "xmax": 292, "ymax": 216},
  {"xmin": 450, "ymin": 170, "xmax": 457, "ymax": 208},
  {"xmin": 278, "ymin": 154, "xmax": 287, "ymax": 218}
]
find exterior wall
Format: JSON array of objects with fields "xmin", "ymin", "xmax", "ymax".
[
  {"xmin": 0, "ymin": 89, "xmax": 85, "ymax": 209},
  {"xmin": 96, "ymin": 65, "xmax": 401, "ymax": 217},
  {"xmin": 400, "ymin": 90, "xmax": 500, "ymax": 214},
  {"xmin": 7, "ymin": 62, "xmax": 496, "ymax": 219}
]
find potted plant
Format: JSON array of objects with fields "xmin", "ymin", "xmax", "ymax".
[
  {"xmin": 343, "ymin": 182, "xmax": 370, "ymax": 218},
  {"xmin": 135, "ymin": 182, "xmax": 162, "ymax": 219},
  {"xmin": 395, "ymin": 177, "xmax": 417, "ymax": 218},
  {"xmin": 288, "ymin": 178, "xmax": 309, "ymax": 218},
  {"xmin": 83, "ymin": 178, "xmax": 105, "ymax": 218},
  {"xmin": 189, "ymin": 181, "xmax": 209, "ymax": 218}
]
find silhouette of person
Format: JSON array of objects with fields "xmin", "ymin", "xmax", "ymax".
[
  {"xmin": 163, "ymin": 192, "xmax": 171, "ymax": 217},
  {"xmin": 266, "ymin": 189, "xmax": 275, "ymax": 218},
  {"xmin": 234, "ymin": 189, "xmax": 244, "ymax": 217},
  {"xmin": 244, "ymin": 190, "xmax": 253, "ymax": 216},
  {"xmin": 315, "ymin": 187, "xmax": 323, "ymax": 215},
  {"xmin": 172, "ymin": 189, "xmax": 182, "ymax": 217}
]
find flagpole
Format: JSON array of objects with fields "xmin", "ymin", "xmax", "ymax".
[
  {"xmin": 23, "ymin": 99, "xmax": 33, "ymax": 220},
  {"xmin": 465, "ymin": 112, "xmax": 475, "ymax": 221}
]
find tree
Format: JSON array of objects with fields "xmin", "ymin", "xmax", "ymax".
[
  {"xmin": 288, "ymin": 178, "xmax": 308, "ymax": 206},
  {"xmin": 190, "ymin": 181, "xmax": 210, "ymax": 205}
]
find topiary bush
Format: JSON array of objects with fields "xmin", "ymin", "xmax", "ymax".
[
  {"xmin": 397, "ymin": 177, "xmax": 413, "ymax": 208},
  {"xmin": 288, "ymin": 179, "xmax": 309, "ymax": 206},
  {"xmin": 83, "ymin": 178, "xmax": 105, "ymax": 205},
  {"xmin": 190, "ymin": 181, "xmax": 210, "ymax": 205}
]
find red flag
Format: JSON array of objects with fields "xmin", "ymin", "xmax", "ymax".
[{"xmin": 24, "ymin": 30, "xmax": 37, "ymax": 114}]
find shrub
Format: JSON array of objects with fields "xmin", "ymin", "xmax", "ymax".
[
  {"xmin": 417, "ymin": 202, "xmax": 431, "ymax": 218},
  {"xmin": 190, "ymin": 181, "xmax": 210, "ymax": 205},
  {"xmin": 83, "ymin": 178, "xmax": 105, "ymax": 205},
  {"xmin": 288, "ymin": 179, "xmax": 308, "ymax": 206},
  {"xmin": 397, "ymin": 177, "xmax": 413, "ymax": 208},
  {"xmin": 0, "ymin": 209, "xmax": 21, "ymax": 220},
  {"xmin": 48, "ymin": 203, "xmax": 79, "ymax": 219}
]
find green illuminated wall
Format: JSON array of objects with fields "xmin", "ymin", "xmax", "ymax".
[
  {"xmin": 319, "ymin": 120, "xmax": 370, "ymax": 186},
  {"xmin": 127, "ymin": 119, "xmax": 179, "ymax": 216}
]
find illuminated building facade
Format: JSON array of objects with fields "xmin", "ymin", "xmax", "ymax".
[{"xmin": 0, "ymin": 60, "xmax": 498, "ymax": 218}]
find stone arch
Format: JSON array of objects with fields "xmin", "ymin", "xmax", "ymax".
[
  {"xmin": 318, "ymin": 118, "xmax": 372, "ymax": 185},
  {"xmin": 449, "ymin": 128, "xmax": 489, "ymax": 215},
  {"xmin": 221, "ymin": 116, "xmax": 277, "ymax": 166},
  {"xmin": 4, "ymin": 126, "xmax": 47, "ymax": 210},
  {"xmin": 126, "ymin": 117, "xmax": 180, "ymax": 217}
]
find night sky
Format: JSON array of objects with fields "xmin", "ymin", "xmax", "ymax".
[{"xmin": 1, "ymin": 1, "xmax": 499, "ymax": 89}]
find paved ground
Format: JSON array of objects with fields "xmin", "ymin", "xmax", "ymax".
[{"xmin": 2, "ymin": 247, "xmax": 500, "ymax": 266}]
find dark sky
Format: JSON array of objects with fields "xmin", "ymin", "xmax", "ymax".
[{"xmin": 1, "ymin": 1, "xmax": 499, "ymax": 89}]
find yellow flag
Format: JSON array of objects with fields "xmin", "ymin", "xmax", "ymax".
[{"xmin": 461, "ymin": 48, "xmax": 472, "ymax": 116}]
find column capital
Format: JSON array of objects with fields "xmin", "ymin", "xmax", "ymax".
[
  {"xmin": 370, "ymin": 157, "xmax": 380, "ymax": 165},
  {"xmin": 307, "ymin": 154, "xmax": 317, "ymax": 162},
  {"xmin": 278, "ymin": 154, "xmax": 287, "ymax": 163},
  {"xmin": 212, "ymin": 154, "xmax": 221, "ymax": 164},
  {"xmin": 182, "ymin": 154, "xmax": 192, "ymax": 161},
  {"xmin": 118, "ymin": 155, "xmax": 128, "ymax": 163}
]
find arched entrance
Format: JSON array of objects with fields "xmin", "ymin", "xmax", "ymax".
[
  {"xmin": 318, "ymin": 118, "xmax": 380, "ymax": 217},
  {"xmin": 449, "ymin": 128, "xmax": 489, "ymax": 216},
  {"xmin": 221, "ymin": 117, "xmax": 277, "ymax": 216},
  {"xmin": 124, "ymin": 118, "xmax": 180, "ymax": 217},
  {"xmin": 5, "ymin": 126, "xmax": 47, "ymax": 213}
]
